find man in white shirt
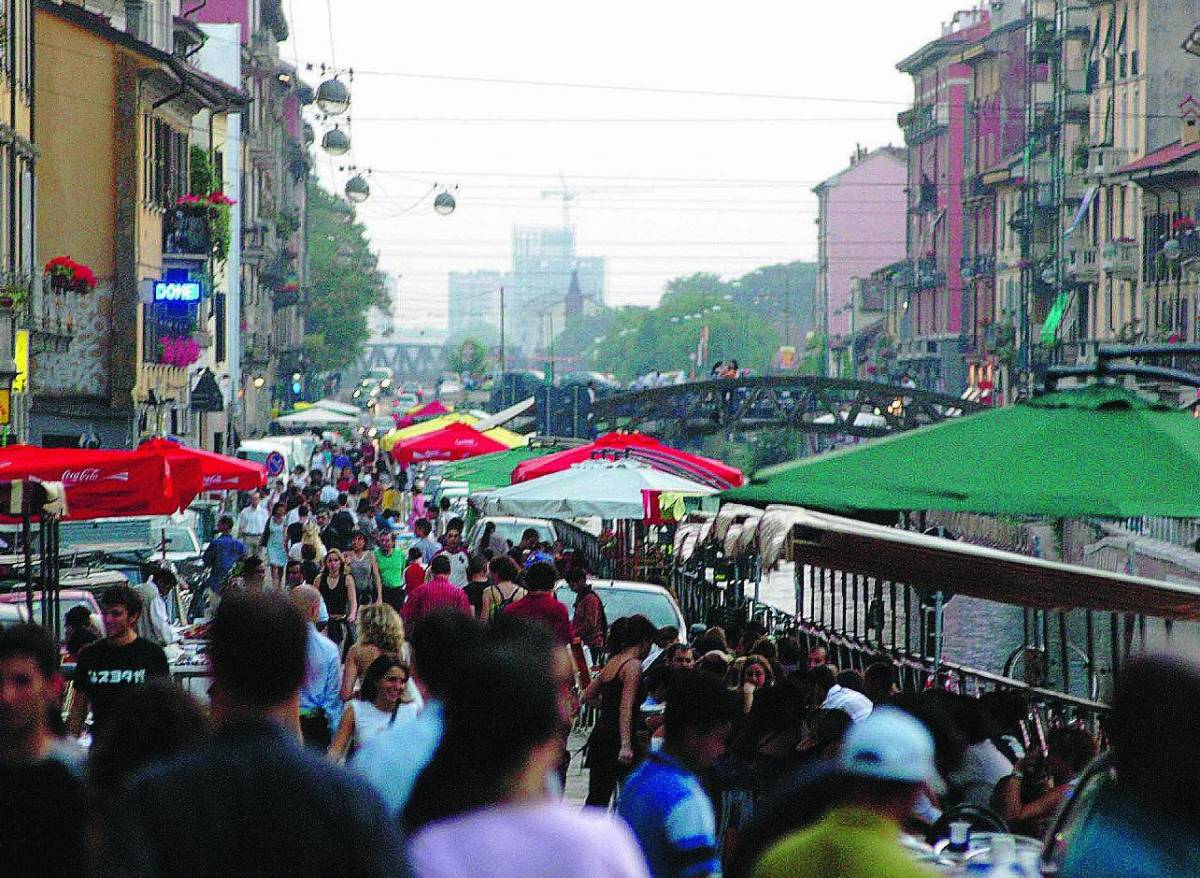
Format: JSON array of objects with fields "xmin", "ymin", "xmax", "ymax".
[
  {"xmin": 432, "ymin": 526, "xmax": 469, "ymax": 587},
  {"xmin": 812, "ymin": 664, "xmax": 873, "ymax": 723},
  {"xmin": 237, "ymin": 491, "xmax": 268, "ymax": 546},
  {"xmin": 318, "ymin": 480, "xmax": 339, "ymax": 506},
  {"xmin": 290, "ymin": 466, "xmax": 308, "ymax": 491},
  {"xmin": 134, "ymin": 568, "xmax": 180, "ymax": 648}
]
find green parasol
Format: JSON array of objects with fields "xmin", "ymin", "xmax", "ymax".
[
  {"xmin": 723, "ymin": 384, "xmax": 1200, "ymax": 518},
  {"xmin": 437, "ymin": 445, "xmax": 560, "ymax": 492}
]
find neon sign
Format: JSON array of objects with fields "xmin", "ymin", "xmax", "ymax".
[{"xmin": 153, "ymin": 281, "xmax": 202, "ymax": 303}]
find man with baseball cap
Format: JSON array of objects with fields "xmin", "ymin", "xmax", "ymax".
[{"xmin": 751, "ymin": 707, "xmax": 941, "ymax": 878}]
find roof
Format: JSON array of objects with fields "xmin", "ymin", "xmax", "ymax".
[
  {"xmin": 812, "ymin": 145, "xmax": 908, "ymax": 194},
  {"xmin": 37, "ymin": 0, "xmax": 248, "ymax": 108},
  {"xmin": 1115, "ymin": 139, "xmax": 1200, "ymax": 177}
]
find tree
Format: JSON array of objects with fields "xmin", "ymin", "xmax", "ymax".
[
  {"xmin": 303, "ymin": 181, "xmax": 389, "ymax": 372},
  {"xmin": 446, "ymin": 338, "xmax": 491, "ymax": 379}
]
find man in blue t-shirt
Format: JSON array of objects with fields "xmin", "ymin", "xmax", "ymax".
[
  {"xmin": 200, "ymin": 515, "xmax": 245, "ymax": 618},
  {"xmin": 617, "ymin": 670, "xmax": 739, "ymax": 878}
]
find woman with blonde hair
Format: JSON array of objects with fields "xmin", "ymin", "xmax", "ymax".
[
  {"xmin": 340, "ymin": 602, "xmax": 417, "ymax": 704},
  {"xmin": 739, "ymin": 654, "xmax": 774, "ymax": 715}
]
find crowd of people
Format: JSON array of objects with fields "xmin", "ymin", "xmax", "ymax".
[{"xmin": 3, "ymin": 439, "xmax": 1200, "ymax": 876}]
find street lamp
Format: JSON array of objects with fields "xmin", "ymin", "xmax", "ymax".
[
  {"xmin": 252, "ymin": 375, "xmax": 265, "ymax": 389},
  {"xmin": 345, "ymin": 174, "xmax": 370, "ymax": 203},
  {"xmin": 433, "ymin": 190, "xmax": 457, "ymax": 216},
  {"xmin": 321, "ymin": 126, "xmax": 351, "ymax": 156},
  {"xmin": 315, "ymin": 78, "xmax": 351, "ymax": 116}
]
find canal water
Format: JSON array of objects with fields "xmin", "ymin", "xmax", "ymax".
[{"xmin": 758, "ymin": 564, "xmax": 1199, "ymax": 702}]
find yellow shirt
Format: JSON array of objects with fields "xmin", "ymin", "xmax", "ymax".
[
  {"xmin": 752, "ymin": 807, "xmax": 938, "ymax": 878},
  {"xmin": 382, "ymin": 488, "xmax": 402, "ymax": 513}
]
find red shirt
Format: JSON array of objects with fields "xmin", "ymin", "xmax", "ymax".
[
  {"xmin": 404, "ymin": 561, "xmax": 426, "ymax": 590},
  {"xmin": 402, "ymin": 574, "xmax": 471, "ymax": 627},
  {"xmin": 503, "ymin": 590, "xmax": 576, "ymax": 645}
]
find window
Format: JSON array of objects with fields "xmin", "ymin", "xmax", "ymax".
[{"xmin": 143, "ymin": 116, "xmax": 189, "ymax": 210}]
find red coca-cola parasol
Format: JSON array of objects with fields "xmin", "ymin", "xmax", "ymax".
[
  {"xmin": 0, "ymin": 445, "xmax": 201, "ymax": 519},
  {"xmin": 510, "ymin": 431, "xmax": 744, "ymax": 490},
  {"xmin": 140, "ymin": 437, "xmax": 267, "ymax": 492},
  {"xmin": 390, "ymin": 422, "xmax": 507, "ymax": 466}
]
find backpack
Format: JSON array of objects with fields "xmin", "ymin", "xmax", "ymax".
[{"xmin": 488, "ymin": 584, "xmax": 522, "ymax": 623}]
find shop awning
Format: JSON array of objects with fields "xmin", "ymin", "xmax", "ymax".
[
  {"xmin": 379, "ymin": 414, "xmax": 477, "ymax": 451},
  {"xmin": 788, "ymin": 505, "xmax": 1200, "ymax": 620},
  {"xmin": 390, "ymin": 422, "xmax": 509, "ymax": 466},
  {"xmin": 512, "ymin": 432, "xmax": 744, "ymax": 489},
  {"xmin": 436, "ymin": 446, "xmax": 563, "ymax": 492}
]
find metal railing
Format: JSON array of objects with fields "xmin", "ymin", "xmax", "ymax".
[
  {"xmin": 670, "ymin": 551, "xmax": 1111, "ymax": 726},
  {"xmin": 1116, "ymin": 516, "xmax": 1200, "ymax": 551}
]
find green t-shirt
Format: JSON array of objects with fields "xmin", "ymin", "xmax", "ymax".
[
  {"xmin": 375, "ymin": 547, "xmax": 406, "ymax": 590},
  {"xmin": 752, "ymin": 807, "xmax": 938, "ymax": 878}
]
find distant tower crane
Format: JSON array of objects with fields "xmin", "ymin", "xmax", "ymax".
[{"xmin": 540, "ymin": 173, "xmax": 576, "ymax": 229}]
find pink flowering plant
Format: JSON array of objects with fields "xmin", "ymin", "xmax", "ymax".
[{"xmin": 160, "ymin": 335, "xmax": 201, "ymax": 368}]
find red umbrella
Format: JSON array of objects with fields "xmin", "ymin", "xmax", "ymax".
[
  {"xmin": 140, "ymin": 437, "xmax": 268, "ymax": 492},
  {"xmin": 511, "ymin": 431, "xmax": 745, "ymax": 489},
  {"xmin": 0, "ymin": 445, "xmax": 200, "ymax": 519},
  {"xmin": 409, "ymin": 400, "xmax": 451, "ymax": 419},
  {"xmin": 391, "ymin": 422, "xmax": 507, "ymax": 466}
]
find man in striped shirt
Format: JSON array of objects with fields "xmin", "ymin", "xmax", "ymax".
[{"xmin": 617, "ymin": 670, "xmax": 738, "ymax": 878}]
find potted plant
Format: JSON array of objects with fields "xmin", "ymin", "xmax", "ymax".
[
  {"xmin": 0, "ymin": 282, "xmax": 27, "ymax": 311},
  {"xmin": 159, "ymin": 335, "xmax": 201, "ymax": 369},
  {"xmin": 45, "ymin": 256, "xmax": 96, "ymax": 293}
]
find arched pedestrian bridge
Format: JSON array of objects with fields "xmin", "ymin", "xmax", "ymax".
[{"xmin": 591, "ymin": 377, "xmax": 984, "ymax": 441}]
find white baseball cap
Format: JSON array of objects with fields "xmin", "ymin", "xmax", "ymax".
[{"xmin": 838, "ymin": 706, "xmax": 944, "ymax": 793}]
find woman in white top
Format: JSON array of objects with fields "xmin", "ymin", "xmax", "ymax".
[{"xmin": 328, "ymin": 654, "xmax": 418, "ymax": 762}]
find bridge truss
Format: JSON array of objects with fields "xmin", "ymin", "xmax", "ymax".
[{"xmin": 591, "ymin": 377, "xmax": 984, "ymax": 441}]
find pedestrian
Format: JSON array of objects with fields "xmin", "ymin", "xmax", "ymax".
[
  {"xmin": 480, "ymin": 554, "xmax": 525, "ymax": 623},
  {"xmin": 374, "ymin": 530, "xmax": 407, "ymax": 613},
  {"xmin": 290, "ymin": 465, "xmax": 308, "ymax": 490},
  {"xmin": 0, "ymin": 624, "xmax": 88, "ymax": 878},
  {"xmin": 328, "ymin": 493, "xmax": 357, "ymax": 551},
  {"xmin": 740, "ymin": 656, "xmax": 774, "ymax": 716},
  {"xmin": 340, "ymin": 603, "xmax": 411, "ymax": 701},
  {"xmin": 618, "ymin": 670, "xmax": 739, "ymax": 878},
  {"xmin": 509, "ymin": 527, "xmax": 541, "ymax": 565},
  {"xmin": 284, "ymin": 559, "xmax": 307, "ymax": 592},
  {"xmin": 403, "ymin": 546, "xmax": 427, "ymax": 591},
  {"xmin": 810, "ymin": 663, "xmax": 873, "ymax": 723},
  {"xmin": 664, "ymin": 644, "xmax": 694, "ymax": 671},
  {"xmin": 503, "ymin": 560, "xmax": 574, "ymax": 645},
  {"xmin": 64, "ymin": 604, "xmax": 100, "ymax": 658},
  {"xmin": 475, "ymin": 520, "xmax": 507, "ymax": 556},
  {"xmin": 98, "ymin": 590, "xmax": 405, "ymax": 876},
  {"xmin": 290, "ymin": 584, "xmax": 343, "ymax": 752},
  {"xmin": 263, "ymin": 501, "xmax": 289, "ymax": 589},
  {"xmin": 199, "ymin": 515, "xmax": 245, "ymax": 619},
  {"xmin": 402, "ymin": 555, "xmax": 471, "ymax": 628},
  {"xmin": 863, "ymin": 661, "xmax": 899, "ymax": 707},
  {"xmin": 463, "ymin": 554, "xmax": 490, "ymax": 617},
  {"xmin": 67, "ymin": 584, "xmax": 171, "ymax": 739},
  {"xmin": 133, "ymin": 565, "xmax": 180, "ymax": 648},
  {"xmin": 236, "ymin": 490, "xmax": 268, "ymax": 546},
  {"xmin": 995, "ymin": 725, "xmax": 1096, "ymax": 837},
  {"xmin": 404, "ymin": 620, "xmax": 650, "ymax": 878},
  {"xmin": 315, "ymin": 549, "xmax": 358, "ymax": 654},
  {"xmin": 354, "ymin": 611, "xmax": 487, "ymax": 816},
  {"xmin": 408, "ymin": 484, "xmax": 428, "ymax": 528},
  {"xmin": 356, "ymin": 498, "xmax": 379, "ymax": 539},
  {"xmin": 346, "ymin": 531, "xmax": 383, "ymax": 608},
  {"xmin": 568, "ymin": 566, "xmax": 607, "ymax": 659},
  {"xmin": 433, "ymin": 525, "xmax": 470, "ymax": 587},
  {"xmin": 412, "ymin": 518, "xmax": 441, "ymax": 564},
  {"xmin": 329, "ymin": 655, "xmax": 419, "ymax": 763},
  {"xmin": 86, "ymin": 681, "xmax": 208, "ymax": 805},
  {"xmin": 750, "ymin": 707, "xmax": 941, "ymax": 878},
  {"xmin": 582, "ymin": 614, "xmax": 657, "ymax": 808},
  {"xmin": 944, "ymin": 694, "xmax": 1013, "ymax": 811}
]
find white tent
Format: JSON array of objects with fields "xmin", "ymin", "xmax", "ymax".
[
  {"xmin": 472, "ymin": 459, "xmax": 717, "ymax": 519},
  {"xmin": 311, "ymin": 398, "xmax": 362, "ymax": 417},
  {"xmin": 274, "ymin": 408, "xmax": 359, "ymax": 428}
]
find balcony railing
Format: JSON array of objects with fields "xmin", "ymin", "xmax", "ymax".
[
  {"xmin": 1086, "ymin": 146, "xmax": 1132, "ymax": 179},
  {"xmin": 1067, "ymin": 246, "xmax": 1099, "ymax": 282},
  {"xmin": 1, "ymin": 271, "xmax": 75, "ymax": 352},
  {"xmin": 1102, "ymin": 239, "xmax": 1139, "ymax": 279},
  {"xmin": 163, "ymin": 204, "xmax": 211, "ymax": 260}
]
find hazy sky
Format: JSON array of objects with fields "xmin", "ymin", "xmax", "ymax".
[{"xmin": 284, "ymin": 1, "xmax": 973, "ymax": 329}]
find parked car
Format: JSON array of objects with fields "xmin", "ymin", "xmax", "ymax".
[
  {"xmin": 467, "ymin": 516, "xmax": 558, "ymax": 553},
  {"xmin": 553, "ymin": 579, "xmax": 686, "ymax": 636},
  {"xmin": 0, "ymin": 588, "xmax": 104, "ymax": 635}
]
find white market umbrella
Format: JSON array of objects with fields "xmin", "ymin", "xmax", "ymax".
[
  {"xmin": 472, "ymin": 459, "xmax": 718, "ymax": 520},
  {"xmin": 311, "ymin": 398, "xmax": 361, "ymax": 417},
  {"xmin": 274, "ymin": 408, "xmax": 359, "ymax": 428}
]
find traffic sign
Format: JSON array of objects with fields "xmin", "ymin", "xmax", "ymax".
[{"xmin": 265, "ymin": 451, "xmax": 285, "ymax": 476}]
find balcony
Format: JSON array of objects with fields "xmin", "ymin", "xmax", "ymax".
[
  {"xmin": 1067, "ymin": 246, "xmax": 1099, "ymax": 282},
  {"xmin": 1086, "ymin": 146, "xmax": 1132, "ymax": 179},
  {"xmin": 1102, "ymin": 239, "xmax": 1139, "ymax": 279},
  {"xmin": 3, "ymin": 272, "xmax": 74, "ymax": 354}
]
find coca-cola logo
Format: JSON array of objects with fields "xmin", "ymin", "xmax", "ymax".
[
  {"xmin": 61, "ymin": 468, "xmax": 103, "ymax": 484},
  {"xmin": 60, "ymin": 468, "xmax": 130, "ymax": 485}
]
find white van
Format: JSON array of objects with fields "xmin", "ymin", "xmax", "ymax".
[{"xmin": 236, "ymin": 439, "xmax": 295, "ymax": 484}]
